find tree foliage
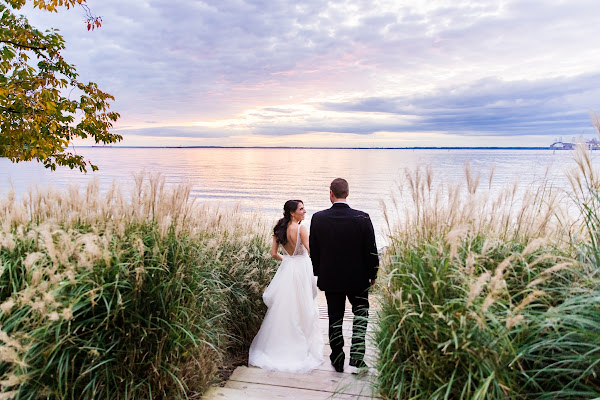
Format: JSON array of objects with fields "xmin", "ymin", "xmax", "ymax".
[{"xmin": 0, "ymin": 0, "xmax": 120, "ymax": 172}]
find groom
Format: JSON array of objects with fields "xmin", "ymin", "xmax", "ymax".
[{"xmin": 309, "ymin": 178, "xmax": 379, "ymax": 372}]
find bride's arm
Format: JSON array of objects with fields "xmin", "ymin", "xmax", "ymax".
[
  {"xmin": 300, "ymin": 225, "xmax": 310, "ymax": 255},
  {"xmin": 270, "ymin": 235, "xmax": 283, "ymax": 261}
]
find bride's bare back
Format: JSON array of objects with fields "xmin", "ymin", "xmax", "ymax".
[
  {"xmin": 282, "ymin": 223, "xmax": 310, "ymax": 256},
  {"xmin": 282, "ymin": 223, "xmax": 299, "ymax": 255}
]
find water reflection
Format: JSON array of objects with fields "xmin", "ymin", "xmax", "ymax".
[{"xmin": 0, "ymin": 148, "xmax": 579, "ymax": 245}]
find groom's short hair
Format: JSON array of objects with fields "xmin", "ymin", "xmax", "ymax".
[{"xmin": 330, "ymin": 178, "xmax": 349, "ymax": 198}]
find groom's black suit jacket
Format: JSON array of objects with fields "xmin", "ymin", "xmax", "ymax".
[{"xmin": 309, "ymin": 203, "xmax": 379, "ymax": 294}]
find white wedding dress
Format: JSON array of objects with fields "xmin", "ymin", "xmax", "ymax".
[{"xmin": 248, "ymin": 226, "xmax": 324, "ymax": 373}]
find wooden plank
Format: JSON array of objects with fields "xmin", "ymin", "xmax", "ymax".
[
  {"xmin": 225, "ymin": 381, "xmax": 379, "ymax": 399},
  {"xmin": 204, "ymin": 295, "xmax": 383, "ymax": 399},
  {"xmin": 203, "ymin": 386, "xmax": 263, "ymax": 400},
  {"xmin": 229, "ymin": 366, "xmax": 375, "ymax": 397}
]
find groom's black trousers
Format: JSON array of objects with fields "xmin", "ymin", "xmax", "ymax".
[{"xmin": 325, "ymin": 290, "xmax": 369, "ymax": 365}]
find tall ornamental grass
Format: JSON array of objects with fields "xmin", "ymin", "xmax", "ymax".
[
  {"xmin": 377, "ymin": 142, "xmax": 600, "ymax": 398},
  {"xmin": 0, "ymin": 174, "xmax": 277, "ymax": 399}
]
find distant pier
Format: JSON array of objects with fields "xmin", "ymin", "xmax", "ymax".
[{"xmin": 550, "ymin": 137, "xmax": 600, "ymax": 150}]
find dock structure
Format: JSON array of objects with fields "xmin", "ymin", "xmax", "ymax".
[
  {"xmin": 203, "ymin": 294, "xmax": 380, "ymax": 400},
  {"xmin": 550, "ymin": 137, "xmax": 600, "ymax": 150}
]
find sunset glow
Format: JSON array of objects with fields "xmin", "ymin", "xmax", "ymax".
[{"xmin": 21, "ymin": 0, "xmax": 600, "ymax": 148}]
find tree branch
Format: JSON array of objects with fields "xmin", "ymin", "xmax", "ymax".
[
  {"xmin": 0, "ymin": 39, "xmax": 48, "ymax": 52},
  {"xmin": 0, "ymin": 105, "xmax": 22, "ymax": 114}
]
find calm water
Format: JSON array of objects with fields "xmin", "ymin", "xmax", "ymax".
[{"xmin": 0, "ymin": 148, "xmax": 582, "ymax": 245}]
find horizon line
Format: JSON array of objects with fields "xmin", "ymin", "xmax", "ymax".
[{"xmin": 83, "ymin": 145, "xmax": 554, "ymax": 150}]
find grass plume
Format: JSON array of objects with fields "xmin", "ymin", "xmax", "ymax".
[
  {"xmin": 0, "ymin": 173, "xmax": 277, "ymax": 399},
  {"xmin": 376, "ymin": 147, "xmax": 600, "ymax": 399}
]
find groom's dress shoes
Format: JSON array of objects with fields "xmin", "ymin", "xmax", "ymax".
[
  {"xmin": 331, "ymin": 360, "xmax": 344, "ymax": 373},
  {"xmin": 330, "ymin": 354, "xmax": 344, "ymax": 373}
]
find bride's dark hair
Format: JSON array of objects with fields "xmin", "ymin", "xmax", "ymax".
[{"xmin": 273, "ymin": 200, "xmax": 303, "ymax": 245}]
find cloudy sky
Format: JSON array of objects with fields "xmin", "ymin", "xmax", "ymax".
[{"xmin": 21, "ymin": 0, "xmax": 600, "ymax": 147}]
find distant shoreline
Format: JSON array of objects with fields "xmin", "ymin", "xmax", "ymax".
[{"xmin": 86, "ymin": 146, "xmax": 553, "ymax": 150}]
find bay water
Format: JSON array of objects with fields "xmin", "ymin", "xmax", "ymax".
[{"xmin": 0, "ymin": 148, "xmax": 583, "ymax": 245}]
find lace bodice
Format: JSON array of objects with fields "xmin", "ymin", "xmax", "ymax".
[{"xmin": 282, "ymin": 224, "xmax": 307, "ymax": 257}]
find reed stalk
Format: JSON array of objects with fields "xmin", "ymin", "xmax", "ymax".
[{"xmin": 0, "ymin": 173, "xmax": 277, "ymax": 399}]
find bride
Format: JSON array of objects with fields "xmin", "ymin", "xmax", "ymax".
[{"xmin": 248, "ymin": 200, "xmax": 324, "ymax": 373}]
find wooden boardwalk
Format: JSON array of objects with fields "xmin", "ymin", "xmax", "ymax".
[{"xmin": 203, "ymin": 295, "xmax": 380, "ymax": 400}]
